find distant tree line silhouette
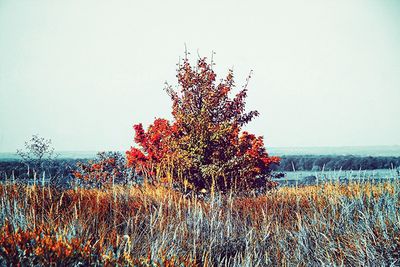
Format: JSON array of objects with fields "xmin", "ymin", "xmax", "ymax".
[
  {"xmin": 0, "ymin": 159, "xmax": 83, "ymax": 182},
  {"xmin": 272, "ymin": 155, "xmax": 400, "ymax": 171},
  {"xmin": 1, "ymin": 155, "xmax": 400, "ymax": 183}
]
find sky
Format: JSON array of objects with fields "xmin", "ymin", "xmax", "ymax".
[{"xmin": 0, "ymin": 0, "xmax": 399, "ymax": 152}]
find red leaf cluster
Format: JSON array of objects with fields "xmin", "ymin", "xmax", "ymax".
[{"xmin": 73, "ymin": 152, "xmax": 129, "ymax": 187}]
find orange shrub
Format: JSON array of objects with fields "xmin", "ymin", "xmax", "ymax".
[
  {"xmin": 0, "ymin": 221, "xmax": 98, "ymax": 265},
  {"xmin": 73, "ymin": 152, "xmax": 132, "ymax": 188}
]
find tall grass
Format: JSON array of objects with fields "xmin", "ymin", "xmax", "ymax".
[{"xmin": 0, "ymin": 179, "xmax": 399, "ymax": 266}]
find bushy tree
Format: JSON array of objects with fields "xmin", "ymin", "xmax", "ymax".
[{"xmin": 127, "ymin": 56, "xmax": 279, "ymax": 192}]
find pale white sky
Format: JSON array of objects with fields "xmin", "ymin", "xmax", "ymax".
[{"xmin": 0, "ymin": 0, "xmax": 399, "ymax": 152}]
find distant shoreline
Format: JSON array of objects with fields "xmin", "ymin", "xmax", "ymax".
[
  {"xmin": 1, "ymin": 145, "xmax": 400, "ymax": 160},
  {"xmin": 268, "ymin": 145, "xmax": 400, "ymax": 157}
]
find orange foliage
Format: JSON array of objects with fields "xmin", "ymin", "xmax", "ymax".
[
  {"xmin": 127, "ymin": 56, "xmax": 280, "ymax": 192},
  {"xmin": 0, "ymin": 221, "xmax": 96, "ymax": 265},
  {"xmin": 73, "ymin": 152, "xmax": 131, "ymax": 187}
]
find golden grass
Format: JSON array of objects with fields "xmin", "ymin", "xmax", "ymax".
[{"xmin": 0, "ymin": 181, "xmax": 399, "ymax": 266}]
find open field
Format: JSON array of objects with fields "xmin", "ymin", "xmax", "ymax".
[
  {"xmin": 2, "ymin": 1, "xmax": 399, "ymax": 266},
  {"xmin": 1, "ymin": 156, "xmax": 399, "ymax": 188},
  {"xmin": 1, "ymin": 179, "xmax": 399, "ymax": 266}
]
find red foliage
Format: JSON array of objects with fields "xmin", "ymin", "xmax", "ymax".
[
  {"xmin": 127, "ymin": 55, "xmax": 279, "ymax": 192},
  {"xmin": 73, "ymin": 152, "xmax": 130, "ymax": 187},
  {"xmin": 0, "ymin": 221, "xmax": 97, "ymax": 265}
]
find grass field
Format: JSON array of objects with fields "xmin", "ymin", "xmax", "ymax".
[{"xmin": 0, "ymin": 179, "xmax": 399, "ymax": 266}]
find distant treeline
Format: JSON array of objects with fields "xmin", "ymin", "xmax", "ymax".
[
  {"xmin": 273, "ymin": 155, "xmax": 400, "ymax": 171},
  {"xmin": 1, "ymin": 155, "xmax": 400, "ymax": 180},
  {"xmin": 0, "ymin": 159, "xmax": 84, "ymax": 180}
]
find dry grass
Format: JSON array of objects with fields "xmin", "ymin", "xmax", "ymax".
[{"xmin": 0, "ymin": 180, "xmax": 399, "ymax": 266}]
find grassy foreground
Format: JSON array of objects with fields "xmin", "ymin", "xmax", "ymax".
[{"xmin": 0, "ymin": 180, "xmax": 399, "ymax": 266}]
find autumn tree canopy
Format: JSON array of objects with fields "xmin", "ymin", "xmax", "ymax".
[{"xmin": 127, "ymin": 56, "xmax": 279, "ymax": 192}]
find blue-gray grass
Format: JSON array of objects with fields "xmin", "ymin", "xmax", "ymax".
[{"xmin": 0, "ymin": 178, "xmax": 399, "ymax": 266}]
